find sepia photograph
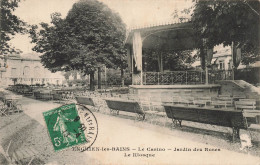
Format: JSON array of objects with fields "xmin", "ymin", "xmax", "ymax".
[{"xmin": 0, "ymin": 0, "xmax": 260, "ymax": 164}]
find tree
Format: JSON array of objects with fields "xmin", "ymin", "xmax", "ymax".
[
  {"xmin": 0, "ymin": 0, "xmax": 26, "ymax": 54},
  {"xmin": 143, "ymin": 49, "xmax": 195, "ymax": 72},
  {"xmin": 191, "ymin": 0, "xmax": 260, "ymax": 65},
  {"xmin": 30, "ymin": 0, "xmax": 127, "ymax": 90}
]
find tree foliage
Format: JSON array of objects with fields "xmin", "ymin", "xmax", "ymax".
[
  {"xmin": 30, "ymin": 0, "xmax": 127, "ymax": 77},
  {"xmin": 191, "ymin": 0, "xmax": 260, "ymax": 65},
  {"xmin": 0, "ymin": 0, "xmax": 26, "ymax": 54},
  {"xmin": 143, "ymin": 49, "xmax": 195, "ymax": 72}
]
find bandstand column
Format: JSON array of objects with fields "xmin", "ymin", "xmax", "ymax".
[{"xmin": 132, "ymin": 31, "xmax": 143, "ymax": 85}]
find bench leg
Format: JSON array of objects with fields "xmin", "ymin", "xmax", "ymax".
[
  {"xmin": 232, "ymin": 127, "xmax": 237, "ymax": 142},
  {"xmin": 142, "ymin": 114, "xmax": 145, "ymax": 121},
  {"xmin": 134, "ymin": 114, "xmax": 144, "ymax": 122},
  {"xmin": 163, "ymin": 115, "xmax": 167, "ymax": 127},
  {"xmin": 232, "ymin": 127, "xmax": 235, "ymax": 142},
  {"xmin": 232, "ymin": 127, "xmax": 240, "ymax": 142},
  {"xmin": 139, "ymin": 114, "xmax": 145, "ymax": 121},
  {"xmin": 237, "ymin": 129, "xmax": 240, "ymax": 139},
  {"xmin": 171, "ymin": 119, "xmax": 178, "ymax": 128},
  {"xmin": 178, "ymin": 120, "xmax": 182, "ymax": 127}
]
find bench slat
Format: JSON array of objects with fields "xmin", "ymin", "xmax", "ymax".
[
  {"xmin": 164, "ymin": 105, "xmax": 247, "ymax": 129},
  {"xmin": 105, "ymin": 99, "xmax": 144, "ymax": 115}
]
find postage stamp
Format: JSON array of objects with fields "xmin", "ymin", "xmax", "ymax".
[{"xmin": 43, "ymin": 103, "xmax": 98, "ymax": 151}]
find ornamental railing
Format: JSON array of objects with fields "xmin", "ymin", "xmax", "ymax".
[
  {"xmin": 208, "ymin": 70, "xmax": 232, "ymax": 84},
  {"xmin": 132, "ymin": 70, "xmax": 233, "ymax": 85},
  {"xmin": 143, "ymin": 71, "xmax": 205, "ymax": 85}
]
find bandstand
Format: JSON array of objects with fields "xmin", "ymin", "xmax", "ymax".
[{"xmin": 125, "ymin": 21, "xmax": 220, "ymax": 96}]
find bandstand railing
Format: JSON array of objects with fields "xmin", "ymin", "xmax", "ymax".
[
  {"xmin": 143, "ymin": 71, "xmax": 205, "ymax": 85},
  {"xmin": 208, "ymin": 70, "xmax": 232, "ymax": 84},
  {"xmin": 132, "ymin": 70, "xmax": 233, "ymax": 85}
]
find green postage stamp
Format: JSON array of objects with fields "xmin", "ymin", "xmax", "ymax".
[{"xmin": 43, "ymin": 103, "xmax": 87, "ymax": 151}]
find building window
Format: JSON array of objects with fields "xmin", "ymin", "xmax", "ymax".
[
  {"xmin": 34, "ymin": 66, "xmax": 41, "ymax": 78},
  {"xmin": 219, "ymin": 60, "xmax": 225, "ymax": 70},
  {"xmin": 23, "ymin": 66, "xmax": 30, "ymax": 77}
]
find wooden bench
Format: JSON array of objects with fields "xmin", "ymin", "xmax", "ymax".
[
  {"xmin": 235, "ymin": 99, "xmax": 256, "ymax": 110},
  {"xmin": 20, "ymin": 88, "xmax": 33, "ymax": 96},
  {"xmin": 34, "ymin": 91, "xmax": 53, "ymax": 100},
  {"xmin": 2, "ymin": 95, "xmax": 23, "ymax": 114},
  {"xmin": 232, "ymin": 94, "xmax": 246, "ymax": 101},
  {"xmin": 211, "ymin": 100, "xmax": 229, "ymax": 108},
  {"xmin": 75, "ymin": 96, "xmax": 102, "ymax": 112},
  {"xmin": 193, "ymin": 96, "xmax": 211, "ymax": 107},
  {"xmin": 40, "ymin": 92, "xmax": 53, "ymax": 100},
  {"xmin": 105, "ymin": 98, "xmax": 145, "ymax": 120},
  {"xmin": 163, "ymin": 104, "xmax": 249, "ymax": 142},
  {"xmin": 0, "ymin": 101, "xmax": 8, "ymax": 116},
  {"xmin": 144, "ymin": 97, "xmax": 168, "ymax": 125},
  {"xmin": 235, "ymin": 99, "xmax": 259, "ymax": 126},
  {"xmin": 215, "ymin": 95, "xmax": 233, "ymax": 107}
]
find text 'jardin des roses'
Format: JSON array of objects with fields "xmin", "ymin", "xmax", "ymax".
[{"xmin": 72, "ymin": 146, "xmax": 221, "ymax": 158}]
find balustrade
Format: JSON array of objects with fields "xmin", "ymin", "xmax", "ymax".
[{"xmin": 132, "ymin": 70, "xmax": 233, "ymax": 85}]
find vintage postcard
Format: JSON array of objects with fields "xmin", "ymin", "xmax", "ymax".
[{"xmin": 0, "ymin": 0, "xmax": 260, "ymax": 164}]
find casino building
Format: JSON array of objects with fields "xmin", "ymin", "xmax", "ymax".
[{"xmin": 0, "ymin": 53, "xmax": 64, "ymax": 87}]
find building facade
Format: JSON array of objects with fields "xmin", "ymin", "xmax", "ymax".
[
  {"xmin": 0, "ymin": 53, "xmax": 64, "ymax": 87},
  {"xmin": 211, "ymin": 46, "xmax": 232, "ymax": 70}
]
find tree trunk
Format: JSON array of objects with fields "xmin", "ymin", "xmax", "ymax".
[
  {"xmin": 90, "ymin": 72, "xmax": 95, "ymax": 91},
  {"xmin": 121, "ymin": 68, "xmax": 124, "ymax": 87},
  {"xmin": 157, "ymin": 53, "xmax": 163, "ymax": 72},
  {"xmin": 157, "ymin": 54, "xmax": 161, "ymax": 72},
  {"xmin": 98, "ymin": 67, "xmax": 101, "ymax": 89},
  {"xmin": 200, "ymin": 47, "xmax": 206, "ymax": 70}
]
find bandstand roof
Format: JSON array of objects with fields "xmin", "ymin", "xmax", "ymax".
[{"xmin": 125, "ymin": 21, "xmax": 197, "ymax": 51}]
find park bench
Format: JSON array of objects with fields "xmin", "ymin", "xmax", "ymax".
[
  {"xmin": 214, "ymin": 95, "xmax": 233, "ymax": 107},
  {"xmin": 232, "ymin": 94, "xmax": 246, "ymax": 101},
  {"xmin": 193, "ymin": 96, "xmax": 212, "ymax": 107},
  {"xmin": 0, "ymin": 101, "xmax": 8, "ymax": 116},
  {"xmin": 75, "ymin": 96, "xmax": 103, "ymax": 112},
  {"xmin": 235, "ymin": 99, "xmax": 256, "ymax": 110},
  {"xmin": 52, "ymin": 90, "xmax": 63, "ymax": 100},
  {"xmin": 40, "ymin": 91, "xmax": 53, "ymax": 100},
  {"xmin": 1, "ymin": 95, "xmax": 23, "ymax": 115},
  {"xmin": 34, "ymin": 90, "xmax": 53, "ymax": 100},
  {"xmin": 140, "ymin": 96, "xmax": 168, "ymax": 125},
  {"xmin": 210, "ymin": 100, "xmax": 229, "ymax": 108},
  {"xmin": 105, "ymin": 98, "xmax": 145, "ymax": 120},
  {"xmin": 163, "ymin": 104, "xmax": 249, "ymax": 142},
  {"xmin": 22, "ymin": 89, "xmax": 33, "ymax": 96},
  {"xmin": 235, "ymin": 99, "xmax": 259, "ymax": 125}
]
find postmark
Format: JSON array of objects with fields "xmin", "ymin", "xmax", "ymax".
[
  {"xmin": 43, "ymin": 103, "xmax": 98, "ymax": 151},
  {"xmin": 76, "ymin": 103, "xmax": 99, "ymax": 151}
]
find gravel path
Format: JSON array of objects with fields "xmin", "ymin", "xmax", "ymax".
[{"xmin": 0, "ymin": 95, "xmax": 260, "ymax": 165}]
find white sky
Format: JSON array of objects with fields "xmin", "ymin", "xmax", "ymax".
[{"xmin": 10, "ymin": 0, "xmax": 193, "ymax": 54}]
